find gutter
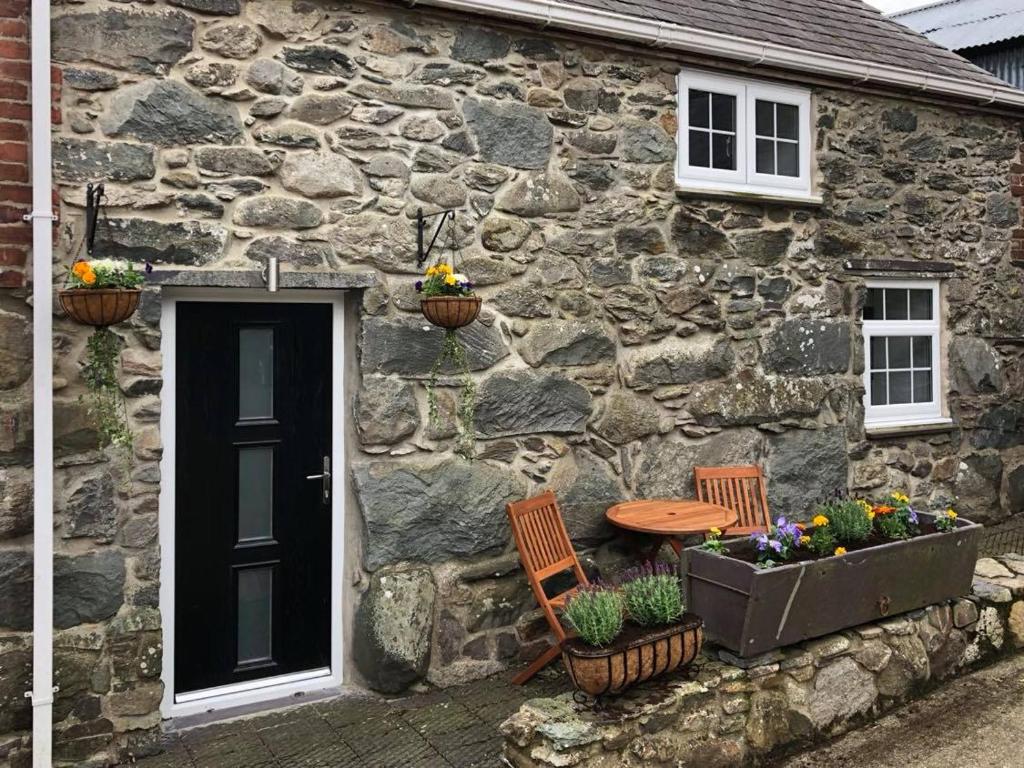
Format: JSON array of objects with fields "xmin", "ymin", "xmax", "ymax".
[
  {"xmin": 416, "ymin": 0, "xmax": 1024, "ymax": 112},
  {"xmin": 27, "ymin": 0, "xmax": 55, "ymax": 764}
]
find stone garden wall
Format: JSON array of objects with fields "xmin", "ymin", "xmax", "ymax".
[
  {"xmin": 0, "ymin": 0, "xmax": 1023, "ymax": 763},
  {"xmin": 501, "ymin": 555, "xmax": 1024, "ymax": 767}
]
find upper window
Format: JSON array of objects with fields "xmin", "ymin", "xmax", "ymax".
[
  {"xmin": 677, "ymin": 71, "xmax": 812, "ymax": 199},
  {"xmin": 862, "ymin": 280, "xmax": 948, "ymax": 429}
]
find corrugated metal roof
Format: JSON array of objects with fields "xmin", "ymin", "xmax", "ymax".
[{"xmin": 892, "ymin": 0, "xmax": 1024, "ymax": 51}]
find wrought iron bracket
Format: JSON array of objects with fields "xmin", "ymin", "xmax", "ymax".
[
  {"xmin": 416, "ymin": 207, "xmax": 456, "ymax": 268},
  {"xmin": 85, "ymin": 182, "xmax": 105, "ymax": 256}
]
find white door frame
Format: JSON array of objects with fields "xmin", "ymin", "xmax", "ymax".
[{"xmin": 158, "ymin": 288, "xmax": 346, "ymax": 718}]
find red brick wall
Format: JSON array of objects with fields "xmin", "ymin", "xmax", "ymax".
[{"xmin": 0, "ymin": 0, "xmax": 60, "ymax": 288}]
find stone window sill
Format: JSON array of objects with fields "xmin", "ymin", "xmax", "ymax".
[
  {"xmin": 675, "ymin": 186, "xmax": 824, "ymax": 207},
  {"xmin": 865, "ymin": 419, "xmax": 955, "ymax": 439}
]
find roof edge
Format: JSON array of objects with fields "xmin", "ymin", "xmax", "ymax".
[{"xmin": 414, "ymin": 0, "xmax": 1024, "ymax": 112}]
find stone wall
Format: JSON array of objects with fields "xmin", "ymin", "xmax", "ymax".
[
  {"xmin": 0, "ymin": 0, "xmax": 1022, "ymax": 763},
  {"xmin": 501, "ymin": 555, "xmax": 1024, "ymax": 767}
]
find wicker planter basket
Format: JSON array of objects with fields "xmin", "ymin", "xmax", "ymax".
[
  {"xmin": 58, "ymin": 288, "xmax": 141, "ymax": 327},
  {"xmin": 420, "ymin": 296, "xmax": 481, "ymax": 329},
  {"xmin": 561, "ymin": 614, "xmax": 703, "ymax": 698}
]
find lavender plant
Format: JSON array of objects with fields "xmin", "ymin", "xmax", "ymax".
[
  {"xmin": 564, "ymin": 584, "xmax": 624, "ymax": 646},
  {"xmin": 817, "ymin": 495, "xmax": 873, "ymax": 543},
  {"xmin": 620, "ymin": 561, "xmax": 684, "ymax": 627}
]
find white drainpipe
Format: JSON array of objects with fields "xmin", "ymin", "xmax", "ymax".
[{"xmin": 27, "ymin": 0, "xmax": 55, "ymax": 764}]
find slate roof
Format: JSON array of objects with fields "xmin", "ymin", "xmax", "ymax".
[
  {"xmin": 560, "ymin": 0, "xmax": 1005, "ymax": 86},
  {"xmin": 892, "ymin": 0, "xmax": 1024, "ymax": 52}
]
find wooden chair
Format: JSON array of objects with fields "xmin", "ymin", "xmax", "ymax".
[
  {"xmin": 694, "ymin": 465, "xmax": 771, "ymax": 536},
  {"xmin": 506, "ymin": 491, "xmax": 589, "ymax": 685}
]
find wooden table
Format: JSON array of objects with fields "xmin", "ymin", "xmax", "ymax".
[{"xmin": 606, "ymin": 499, "xmax": 738, "ymax": 557}]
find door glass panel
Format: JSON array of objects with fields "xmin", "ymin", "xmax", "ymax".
[
  {"xmin": 909, "ymin": 289, "xmax": 933, "ymax": 320},
  {"xmin": 239, "ymin": 327, "xmax": 274, "ymax": 420},
  {"xmin": 238, "ymin": 567, "xmax": 273, "ymax": 665},
  {"xmin": 238, "ymin": 447, "xmax": 273, "ymax": 542}
]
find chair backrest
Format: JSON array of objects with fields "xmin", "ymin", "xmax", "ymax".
[
  {"xmin": 694, "ymin": 465, "xmax": 771, "ymax": 534},
  {"xmin": 507, "ymin": 490, "xmax": 588, "ymax": 592}
]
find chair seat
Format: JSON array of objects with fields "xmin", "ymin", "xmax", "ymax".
[{"xmin": 548, "ymin": 586, "xmax": 581, "ymax": 609}]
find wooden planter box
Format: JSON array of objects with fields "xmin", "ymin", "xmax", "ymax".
[
  {"xmin": 561, "ymin": 614, "xmax": 703, "ymax": 698},
  {"xmin": 685, "ymin": 514, "xmax": 982, "ymax": 658}
]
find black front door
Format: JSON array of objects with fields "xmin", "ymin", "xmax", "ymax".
[{"xmin": 175, "ymin": 302, "xmax": 332, "ymax": 695}]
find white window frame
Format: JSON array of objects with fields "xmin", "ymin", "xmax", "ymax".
[
  {"xmin": 676, "ymin": 70, "xmax": 813, "ymax": 200},
  {"xmin": 862, "ymin": 279, "xmax": 950, "ymax": 429}
]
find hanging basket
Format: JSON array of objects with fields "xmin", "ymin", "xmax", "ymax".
[
  {"xmin": 58, "ymin": 288, "xmax": 141, "ymax": 327},
  {"xmin": 420, "ymin": 296, "xmax": 481, "ymax": 329}
]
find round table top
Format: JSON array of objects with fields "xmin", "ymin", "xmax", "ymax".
[{"xmin": 606, "ymin": 499, "xmax": 738, "ymax": 536}]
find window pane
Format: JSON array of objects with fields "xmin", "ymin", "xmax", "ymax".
[
  {"xmin": 689, "ymin": 90, "xmax": 710, "ymax": 128},
  {"xmin": 870, "ymin": 336, "xmax": 886, "ymax": 369},
  {"xmin": 912, "ymin": 336, "xmax": 931, "ymax": 367},
  {"xmin": 909, "ymin": 289, "xmax": 932, "ymax": 320},
  {"xmin": 913, "ymin": 370, "xmax": 932, "ymax": 403},
  {"xmin": 755, "ymin": 100, "xmax": 774, "ymax": 136},
  {"xmin": 756, "ymin": 138, "xmax": 775, "ymax": 175},
  {"xmin": 712, "ymin": 133, "xmax": 735, "ymax": 170},
  {"xmin": 238, "ymin": 447, "xmax": 273, "ymax": 542},
  {"xmin": 863, "ymin": 288, "xmax": 884, "ymax": 320},
  {"xmin": 870, "ymin": 372, "xmax": 887, "ymax": 405},
  {"xmin": 238, "ymin": 567, "xmax": 273, "ymax": 665},
  {"xmin": 711, "ymin": 93, "xmax": 735, "ymax": 131},
  {"xmin": 889, "ymin": 371, "xmax": 912, "ymax": 404},
  {"xmin": 689, "ymin": 130, "xmax": 710, "ymax": 167},
  {"xmin": 884, "ymin": 289, "xmax": 908, "ymax": 321},
  {"xmin": 776, "ymin": 104, "xmax": 799, "ymax": 140},
  {"xmin": 889, "ymin": 336, "xmax": 911, "ymax": 368},
  {"xmin": 777, "ymin": 141, "xmax": 799, "ymax": 177},
  {"xmin": 239, "ymin": 327, "xmax": 274, "ymax": 420}
]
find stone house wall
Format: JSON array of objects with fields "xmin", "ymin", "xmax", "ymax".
[{"xmin": 0, "ymin": 0, "xmax": 1022, "ymax": 763}]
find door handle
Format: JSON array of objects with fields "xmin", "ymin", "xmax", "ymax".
[{"xmin": 306, "ymin": 456, "xmax": 330, "ymax": 503}]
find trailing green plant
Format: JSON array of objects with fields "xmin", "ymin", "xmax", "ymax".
[
  {"xmin": 620, "ymin": 561, "xmax": 684, "ymax": 626},
  {"xmin": 564, "ymin": 584, "xmax": 624, "ymax": 647},
  {"xmin": 426, "ymin": 330, "xmax": 475, "ymax": 459},
  {"xmin": 816, "ymin": 495, "xmax": 873, "ymax": 544},
  {"xmin": 80, "ymin": 327, "xmax": 132, "ymax": 464}
]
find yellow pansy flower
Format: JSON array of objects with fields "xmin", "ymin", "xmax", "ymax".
[
  {"xmin": 812, "ymin": 514, "xmax": 829, "ymax": 527},
  {"xmin": 947, "ymin": 509, "xmax": 958, "ymax": 519},
  {"xmin": 834, "ymin": 547, "xmax": 847, "ymax": 556},
  {"xmin": 709, "ymin": 527, "xmax": 721, "ymax": 537},
  {"xmin": 799, "ymin": 535, "xmax": 811, "ymax": 545},
  {"xmin": 444, "ymin": 274, "xmax": 457, "ymax": 285},
  {"xmin": 868, "ymin": 510, "xmax": 876, "ymax": 520},
  {"xmin": 426, "ymin": 266, "xmax": 437, "ymax": 277}
]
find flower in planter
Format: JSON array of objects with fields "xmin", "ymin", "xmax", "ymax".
[
  {"xmin": 620, "ymin": 561, "xmax": 684, "ymax": 626},
  {"xmin": 67, "ymin": 258, "xmax": 144, "ymax": 290},
  {"xmin": 700, "ymin": 527, "xmax": 729, "ymax": 554},
  {"xmin": 834, "ymin": 546, "xmax": 847, "ymax": 556},
  {"xmin": 564, "ymin": 584, "xmax": 624, "ymax": 647},
  {"xmin": 816, "ymin": 496, "xmax": 873, "ymax": 543},
  {"xmin": 751, "ymin": 516, "xmax": 803, "ymax": 567},
  {"xmin": 873, "ymin": 491, "xmax": 920, "ymax": 540},
  {"xmin": 935, "ymin": 508, "xmax": 958, "ymax": 532},
  {"xmin": 805, "ymin": 514, "xmax": 836, "ymax": 556},
  {"xmin": 417, "ymin": 262, "xmax": 474, "ymax": 297}
]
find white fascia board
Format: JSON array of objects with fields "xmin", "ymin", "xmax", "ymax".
[{"xmin": 417, "ymin": 0, "xmax": 1024, "ymax": 112}]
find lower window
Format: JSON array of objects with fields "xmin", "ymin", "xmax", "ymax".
[{"xmin": 862, "ymin": 280, "xmax": 946, "ymax": 428}]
